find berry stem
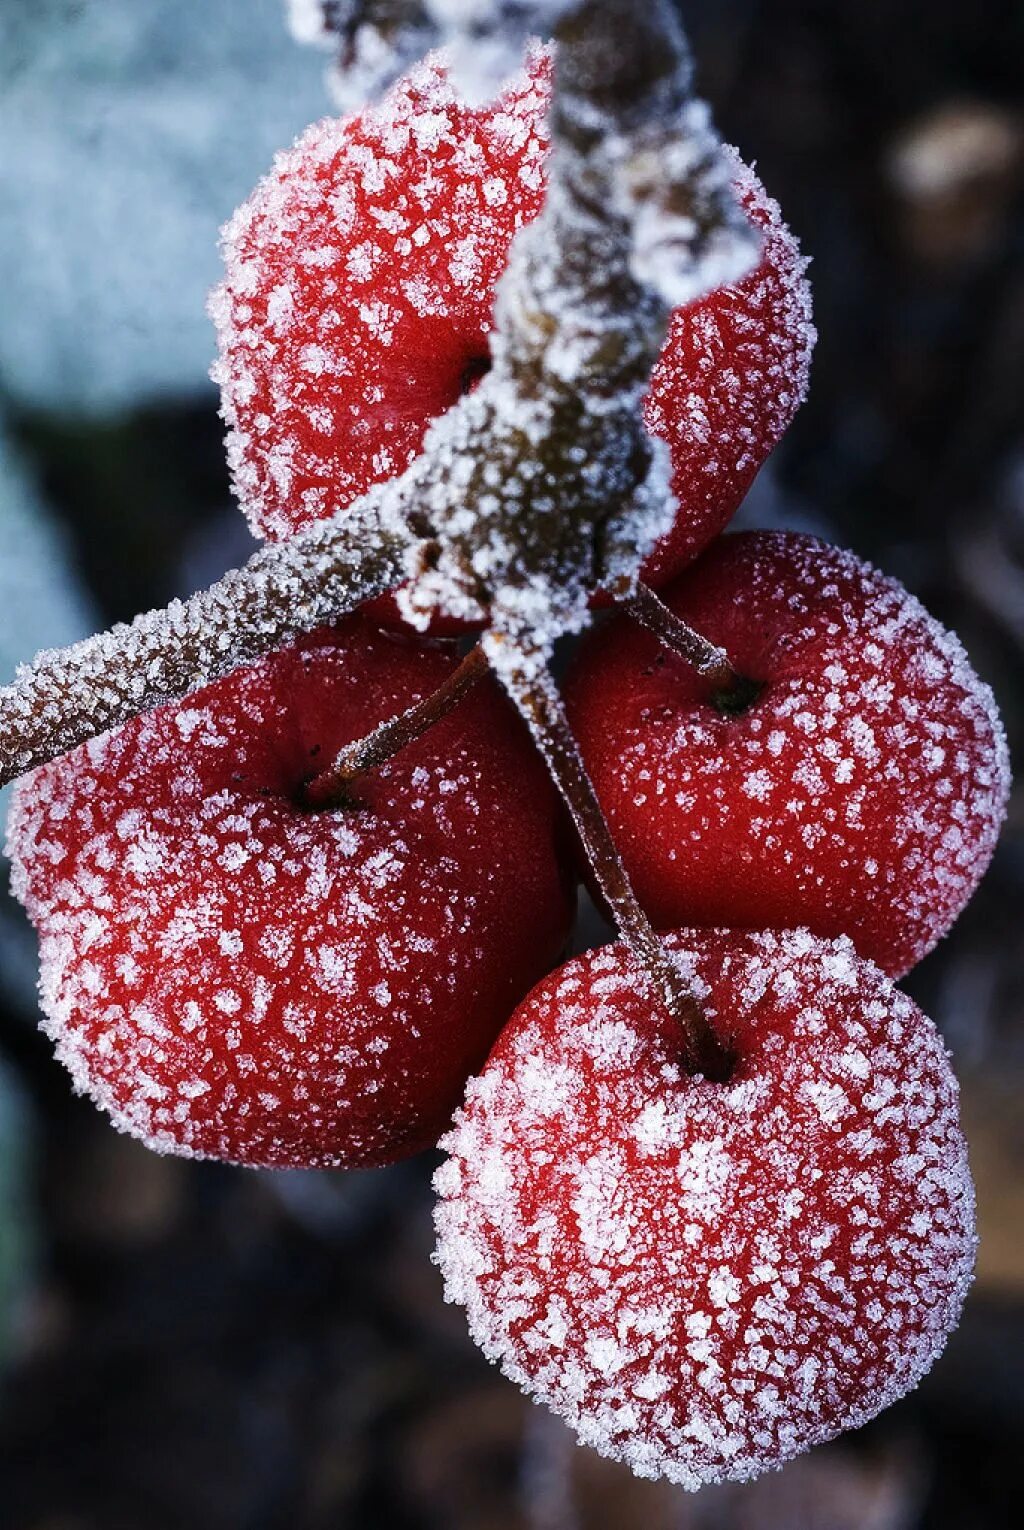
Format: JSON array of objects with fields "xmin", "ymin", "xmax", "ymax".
[
  {"xmin": 622, "ymin": 582, "xmax": 760, "ymax": 710},
  {"xmin": 304, "ymin": 642, "xmax": 488, "ymax": 809},
  {"xmin": 488, "ymin": 633, "xmax": 733, "ymax": 1083}
]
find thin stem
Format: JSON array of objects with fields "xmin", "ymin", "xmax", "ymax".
[
  {"xmin": 622, "ymin": 581, "xmax": 764, "ymax": 714},
  {"xmin": 488, "ymin": 633, "xmax": 733, "ymax": 1082},
  {"xmin": 621, "ymin": 581, "xmax": 745, "ymax": 693},
  {"xmin": 304, "ymin": 643, "xmax": 488, "ymax": 809}
]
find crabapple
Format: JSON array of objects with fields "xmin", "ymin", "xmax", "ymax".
[
  {"xmin": 210, "ymin": 48, "xmax": 814, "ymax": 619},
  {"xmin": 434, "ymin": 927, "xmax": 976, "ymax": 1489},
  {"xmin": 564, "ymin": 531, "xmax": 1010, "ymax": 977},
  {"xmin": 6, "ymin": 619, "xmax": 575, "ymax": 1169}
]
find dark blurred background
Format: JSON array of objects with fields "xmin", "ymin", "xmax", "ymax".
[{"xmin": 0, "ymin": 1, "xmax": 1022, "ymax": 1526}]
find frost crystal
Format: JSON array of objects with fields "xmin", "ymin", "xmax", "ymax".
[
  {"xmin": 286, "ymin": 0, "xmax": 442, "ymax": 111},
  {"xmin": 423, "ymin": 0, "xmax": 574, "ymax": 102},
  {"xmin": 286, "ymin": 0, "xmax": 343, "ymax": 47}
]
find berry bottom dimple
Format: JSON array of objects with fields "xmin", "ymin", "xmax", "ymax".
[{"xmin": 434, "ymin": 928, "xmax": 975, "ymax": 1489}]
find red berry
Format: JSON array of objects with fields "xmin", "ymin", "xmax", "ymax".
[
  {"xmin": 210, "ymin": 49, "xmax": 813, "ymax": 619},
  {"xmin": 6, "ymin": 620, "xmax": 574, "ymax": 1169},
  {"xmin": 434, "ymin": 928, "xmax": 975, "ymax": 1488},
  {"xmin": 565, "ymin": 531, "xmax": 1009, "ymax": 977}
]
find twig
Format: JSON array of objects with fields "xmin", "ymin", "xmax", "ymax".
[
  {"xmin": 303, "ymin": 642, "xmax": 489, "ymax": 808},
  {"xmin": 0, "ymin": 495, "xmax": 415, "ymax": 789},
  {"xmin": 486, "ymin": 631, "xmax": 733, "ymax": 1082},
  {"xmin": 0, "ymin": 0, "xmax": 756, "ymax": 792},
  {"xmin": 393, "ymin": 0, "xmax": 760, "ymax": 637},
  {"xmin": 622, "ymin": 581, "xmax": 736, "ymax": 686}
]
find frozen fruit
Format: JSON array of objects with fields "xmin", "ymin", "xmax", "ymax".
[
  {"xmin": 564, "ymin": 531, "xmax": 1009, "ymax": 976},
  {"xmin": 7, "ymin": 619, "xmax": 574, "ymax": 1168},
  {"xmin": 434, "ymin": 927, "xmax": 976, "ymax": 1487}
]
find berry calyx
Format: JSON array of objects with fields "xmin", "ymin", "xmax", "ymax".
[
  {"xmin": 434, "ymin": 927, "xmax": 976, "ymax": 1488},
  {"xmin": 210, "ymin": 48, "xmax": 813, "ymax": 621},
  {"xmin": 565, "ymin": 531, "xmax": 1010, "ymax": 977},
  {"xmin": 7, "ymin": 619, "xmax": 575, "ymax": 1169}
]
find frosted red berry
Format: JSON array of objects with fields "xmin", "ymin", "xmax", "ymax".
[
  {"xmin": 434, "ymin": 927, "xmax": 976, "ymax": 1489},
  {"xmin": 6, "ymin": 619, "xmax": 574, "ymax": 1169},
  {"xmin": 210, "ymin": 49, "xmax": 814, "ymax": 615},
  {"xmin": 565, "ymin": 531, "xmax": 1009, "ymax": 977}
]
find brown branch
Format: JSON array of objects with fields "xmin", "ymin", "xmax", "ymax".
[
  {"xmin": 393, "ymin": 0, "xmax": 760, "ymax": 635},
  {"xmin": 621, "ymin": 581, "xmax": 763, "ymax": 712},
  {"xmin": 0, "ymin": 497, "xmax": 415, "ymax": 789},
  {"xmin": 303, "ymin": 642, "xmax": 488, "ymax": 809},
  {"xmin": 487, "ymin": 632, "xmax": 733, "ymax": 1081},
  {"xmin": 0, "ymin": 1, "xmax": 756, "ymax": 792}
]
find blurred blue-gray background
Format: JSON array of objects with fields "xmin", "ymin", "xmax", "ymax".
[{"xmin": 0, "ymin": 2, "xmax": 1021, "ymax": 1526}]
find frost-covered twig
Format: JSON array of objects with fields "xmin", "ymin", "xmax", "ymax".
[
  {"xmin": 0, "ymin": 494, "xmax": 414, "ymax": 789},
  {"xmin": 392, "ymin": 0, "xmax": 759, "ymax": 641},
  {"xmin": 1, "ymin": 0, "xmax": 754, "ymax": 794}
]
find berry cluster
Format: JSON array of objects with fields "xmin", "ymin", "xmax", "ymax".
[{"xmin": 6, "ymin": 48, "xmax": 1009, "ymax": 1491}]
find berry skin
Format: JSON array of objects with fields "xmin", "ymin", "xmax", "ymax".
[
  {"xmin": 434, "ymin": 928, "xmax": 976, "ymax": 1489},
  {"xmin": 210, "ymin": 49, "xmax": 813, "ymax": 617},
  {"xmin": 6, "ymin": 620, "xmax": 574, "ymax": 1169},
  {"xmin": 564, "ymin": 531, "xmax": 1010, "ymax": 977}
]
